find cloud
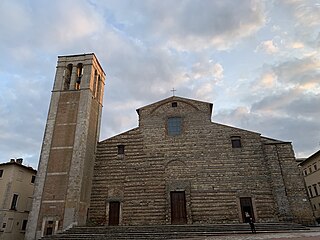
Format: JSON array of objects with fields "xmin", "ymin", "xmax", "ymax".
[
  {"xmin": 195, "ymin": 83, "xmax": 214, "ymax": 101},
  {"xmin": 290, "ymin": 42, "xmax": 304, "ymax": 49},
  {"xmin": 260, "ymin": 72, "xmax": 277, "ymax": 88},
  {"xmin": 102, "ymin": 0, "xmax": 266, "ymax": 50},
  {"xmin": 0, "ymin": 1, "xmax": 32, "ymax": 44},
  {"xmin": 272, "ymin": 56, "xmax": 320, "ymax": 91},
  {"xmin": 250, "ymin": 56, "xmax": 320, "ymax": 97},
  {"xmin": 0, "ymin": 0, "xmax": 104, "ymax": 57},
  {"xmin": 279, "ymin": 0, "xmax": 320, "ymax": 47},
  {"xmin": 212, "ymin": 63, "xmax": 224, "ymax": 83},
  {"xmin": 249, "ymin": 55, "xmax": 320, "ymax": 116},
  {"xmin": 0, "ymin": 72, "xmax": 51, "ymax": 167},
  {"xmin": 191, "ymin": 61, "xmax": 224, "ymax": 82},
  {"xmin": 251, "ymin": 88, "xmax": 302, "ymax": 116},
  {"xmin": 291, "ymin": 1, "xmax": 320, "ymax": 28},
  {"xmin": 165, "ymin": 0, "xmax": 266, "ymax": 50},
  {"xmin": 256, "ymin": 40, "xmax": 279, "ymax": 54}
]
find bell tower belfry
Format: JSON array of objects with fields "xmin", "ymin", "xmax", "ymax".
[{"xmin": 26, "ymin": 53, "xmax": 106, "ymax": 240}]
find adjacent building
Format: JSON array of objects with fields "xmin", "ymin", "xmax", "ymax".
[
  {"xmin": 299, "ymin": 150, "xmax": 320, "ymax": 223},
  {"xmin": 0, "ymin": 159, "xmax": 37, "ymax": 240}
]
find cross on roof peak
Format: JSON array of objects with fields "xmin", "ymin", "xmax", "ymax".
[{"xmin": 171, "ymin": 88, "xmax": 177, "ymax": 96}]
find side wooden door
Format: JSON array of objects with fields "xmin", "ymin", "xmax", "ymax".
[
  {"xmin": 171, "ymin": 191, "xmax": 187, "ymax": 224},
  {"xmin": 109, "ymin": 201, "xmax": 120, "ymax": 225}
]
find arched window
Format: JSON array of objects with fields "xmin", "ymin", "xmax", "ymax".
[
  {"xmin": 231, "ymin": 136, "xmax": 242, "ymax": 148},
  {"xmin": 97, "ymin": 75, "xmax": 101, "ymax": 100},
  {"xmin": 93, "ymin": 70, "xmax": 98, "ymax": 97},
  {"xmin": 167, "ymin": 117, "xmax": 182, "ymax": 136},
  {"xmin": 75, "ymin": 63, "xmax": 83, "ymax": 90},
  {"xmin": 117, "ymin": 145, "xmax": 125, "ymax": 155},
  {"xmin": 64, "ymin": 64, "xmax": 73, "ymax": 90}
]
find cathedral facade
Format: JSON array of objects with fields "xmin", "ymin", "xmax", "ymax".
[
  {"xmin": 26, "ymin": 54, "xmax": 313, "ymax": 239},
  {"xmin": 89, "ymin": 96, "xmax": 314, "ymax": 226}
]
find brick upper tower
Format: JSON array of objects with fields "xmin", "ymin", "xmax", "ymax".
[{"xmin": 26, "ymin": 53, "xmax": 106, "ymax": 240}]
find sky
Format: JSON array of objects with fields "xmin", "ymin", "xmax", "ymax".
[{"xmin": 0, "ymin": 0, "xmax": 319, "ymax": 168}]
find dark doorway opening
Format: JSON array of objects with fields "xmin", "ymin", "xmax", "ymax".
[
  {"xmin": 109, "ymin": 201, "xmax": 120, "ymax": 226},
  {"xmin": 240, "ymin": 197, "xmax": 255, "ymax": 223},
  {"xmin": 45, "ymin": 227, "xmax": 53, "ymax": 235},
  {"xmin": 44, "ymin": 220, "xmax": 55, "ymax": 236},
  {"xmin": 170, "ymin": 191, "xmax": 187, "ymax": 224}
]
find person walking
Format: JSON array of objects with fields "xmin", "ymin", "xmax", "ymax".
[{"xmin": 249, "ymin": 217, "xmax": 256, "ymax": 233}]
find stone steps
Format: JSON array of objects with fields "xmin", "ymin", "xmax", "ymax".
[{"xmin": 41, "ymin": 223, "xmax": 309, "ymax": 240}]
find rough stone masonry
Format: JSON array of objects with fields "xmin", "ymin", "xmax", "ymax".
[{"xmin": 89, "ymin": 96, "xmax": 314, "ymax": 226}]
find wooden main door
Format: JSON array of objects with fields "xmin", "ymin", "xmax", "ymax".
[
  {"xmin": 170, "ymin": 191, "xmax": 187, "ymax": 224},
  {"xmin": 108, "ymin": 201, "xmax": 120, "ymax": 226},
  {"xmin": 240, "ymin": 197, "xmax": 255, "ymax": 223}
]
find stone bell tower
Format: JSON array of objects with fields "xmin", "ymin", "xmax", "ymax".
[{"xmin": 26, "ymin": 53, "xmax": 106, "ymax": 240}]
